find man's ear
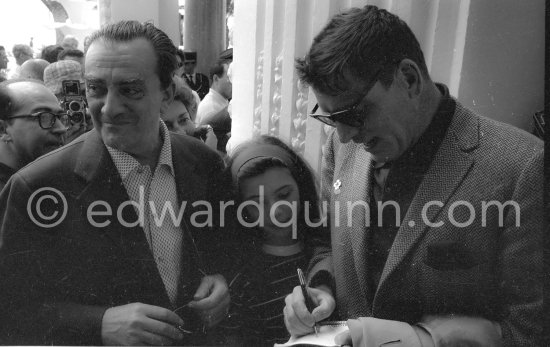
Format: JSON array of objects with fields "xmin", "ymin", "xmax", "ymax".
[
  {"xmin": 212, "ymin": 74, "xmax": 220, "ymax": 85},
  {"xmin": 396, "ymin": 59, "xmax": 423, "ymax": 98},
  {"xmin": 0, "ymin": 119, "xmax": 12, "ymax": 142},
  {"xmin": 160, "ymin": 81, "xmax": 176, "ymax": 114},
  {"xmin": 0, "ymin": 119, "xmax": 6, "ymax": 134}
]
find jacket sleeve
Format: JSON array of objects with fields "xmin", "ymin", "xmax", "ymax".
[{"xmin": 0, "ymin": 174, "xmax": 108, "ymax": 345}]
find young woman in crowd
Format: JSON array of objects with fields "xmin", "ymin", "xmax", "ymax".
[
  {"xmin": 224, "ymin": 135, "xmax": 325, "ymax": 346},
  {"xmin": 161, "ymin": 75, "xmax": 217, "ymax": 150}
]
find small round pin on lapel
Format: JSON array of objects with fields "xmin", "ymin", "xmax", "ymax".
[{"xmin": 333, "ymin": 179, "xmax": 342, "ymax": 194}]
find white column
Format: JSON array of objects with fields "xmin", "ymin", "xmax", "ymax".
[
  {"xmin": 98, "ymin": 0, "xmax": 180, "ymax": 46},
  {"xmin": 184, "ymin": 0, "xmax": 226, "ymax": 77}
]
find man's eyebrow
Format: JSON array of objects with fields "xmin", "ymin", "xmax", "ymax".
[
  {"xmin": 274, "ymin": 184, "xmax": 293, "ymax": 194},
  {"xmin": 29, "ymin": 106, "xmax": 63, "ymax": 114},
  {"xmin": 83, "ymin": 76, "xmax": 104, "ymax": 83}
]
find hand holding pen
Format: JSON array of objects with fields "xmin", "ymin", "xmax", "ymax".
[{"xmin": 297, "ymin": 268, "xmax": 319, "ymax": 336}]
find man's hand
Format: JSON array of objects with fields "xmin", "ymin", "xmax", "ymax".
[
  {"xmin": 187, "ymin": 274, "xmax": 230, "ymax": 328},
  {"xmin": 101, "ymin": 303, "xmax": 184, "ymax": 346},
  {"xmin": 284, "ymin": 284, "xmax": 336, "ymax": 336}
]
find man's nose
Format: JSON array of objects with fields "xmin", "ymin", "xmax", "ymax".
[
  {"xmin": 101, "ymin": 90, "xmax": 124, "ymax": 116},
  {"xmin": 51, "ymin": 117, "xmax": 68, "ymax": 134},
  {"xmin": 335, "ymin": 122, "xmax": 359, "ymax": 143}
]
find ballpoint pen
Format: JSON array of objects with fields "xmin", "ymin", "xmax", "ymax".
[{"xmin": 297, "ymin": 268, "xmax": 319, "ymax": 337}]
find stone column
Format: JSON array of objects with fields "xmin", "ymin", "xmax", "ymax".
[
  {"xmin": 98, "ymin": 0, "xmax": 180, "ymax": 46},
  {"xmin": 184, "ymin": 0, "xmax": 226, "ymax": 78}
]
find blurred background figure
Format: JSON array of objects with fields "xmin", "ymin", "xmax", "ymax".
[
  {"xmin": 175, "ymin": 48, "xmax": 201, "ymax": 106},
  {"xmin": 57, "ymin": 48, "xmax": 85, "ymax": 73},
  {"xmin": 43, "ymin": 60, "xmax": 90, "ymax": 143},
  {"xmin": 10, "ymin": 44, "xmax": 34, "ymax": 79},
  {"xmin": 182, "ymin": 51, "xmax": 210, "ymax": 100},
  {"xmin": 0, "ymin": 46, "xmax": 8, "ymax": 82},
  {"xmin": 162, "ymin": 75, "xmax": 217, "ymax": 151},
  {"xmin": 41, "ymin": 45, "xmax": 64, "ymax": 64},
  {"xmin": 18, "ymin": 59, "xmax": 49, "ymax": 81},
  {"xmin": 197, "ymin": 60, "xmax": 232, "ymax": 152},
  {"xmin": 0, "ymin": 79, "xmax": 68, "ymax": 189},
  {"xmin": 61, "ymin": 34, "xmax": 79, "ymax": 50}
]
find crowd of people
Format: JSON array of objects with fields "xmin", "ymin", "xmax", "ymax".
[{"xmin": 0, "ymin": 5, "xmax": 544, "ymax": 347}]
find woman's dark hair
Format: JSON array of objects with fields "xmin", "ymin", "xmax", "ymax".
[
  {"xmin": 227, "ymin": 135, "xmax": 323, "ymax": 254},
  {"xmin": 172, "ymin": 75, "xmax": 198, "ymax": 121}
]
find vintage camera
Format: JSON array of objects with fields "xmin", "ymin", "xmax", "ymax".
[{"xmin": 61, "ymin": 80, "xmax": 87, "ymax": 126}]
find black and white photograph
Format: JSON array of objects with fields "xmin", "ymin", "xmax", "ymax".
[{"xmin": 0, "ymin": 0, "xmax": 545, "ymax": 346}]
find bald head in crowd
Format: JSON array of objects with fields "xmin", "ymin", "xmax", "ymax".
[
  {"xmin": 0, "ymin": 79, "xmax": 67, "ymax": 188},
  {"xmin": 18, "ymin": 59, "xmax": 50, "ymax": 81}
]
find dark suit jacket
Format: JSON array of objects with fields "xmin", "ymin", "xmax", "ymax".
[
  {"xmin": 0, "ymin": 129, "xmax": 233, "ymax": 345},
  {"xmin": 184, "ymin": 73, "xmax": 210, "ymax": 100},
  {"xmin": 309, "ymin": 101, "xmax": 544, "ymax": 346}
]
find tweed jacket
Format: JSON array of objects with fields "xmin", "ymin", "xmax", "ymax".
[
  {"xmin": 309, "ymin": 101, "xmax": 543, "ymax": 346},
  {"xmin": 0, "ymin": 129, "xmax": 233, "ymax": 345}
]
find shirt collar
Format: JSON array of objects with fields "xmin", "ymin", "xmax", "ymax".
[
  {"xmin": 106, "ymin": 120, "xmax": 174, "ymax": 180},
  {"xmin": 209, "ymin": 88, "xmax": 229, "ymax": 103}
]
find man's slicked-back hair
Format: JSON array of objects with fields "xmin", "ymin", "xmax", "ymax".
[
  {"xmin": 209, "ymin": 61, "xmax": 227, "ymax": 81},
  {"xmin": 296, "ymin": 5, "xmax": 429, "ymax": 95},
  {"xmin": 86, "ymin": 20, "xmax": 177, "ymax": 89}
]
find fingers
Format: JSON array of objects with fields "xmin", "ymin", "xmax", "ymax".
[
  {"xmin": 192, "ymin": 276, "xmax": 212, "ymax": 301},
  {"xmin": 101, "ymin": 303, "xmax": 184, "ymax": 346},
  {"xmin": 143, "ymin": 304, "xmax": 184, "ymax": 327},
  {"xmin": 311, "ymin": 289, "xmax": 335, "ymax": 322},
  {"xmin": 334, "ymin": 330, "xmax": 352, "ymax": 346},
  {"xmin": 188, "ymin": 275, "xmax": 230, "ymax": 328},
  {"xmin": 283, "ymin": 286, "xmax": 336, "ymax": 337},
  {"xmin": 142, "ymin": 315, "xmax": 185, "ymax": 341},
  {"xmin": 284, "ymin": 286, "xmax": 315, "ymax": 336},
  {"xmin": 189, "ymin": 275, "xmax": 229, "ymax": 310}
]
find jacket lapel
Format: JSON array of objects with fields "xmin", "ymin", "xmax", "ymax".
[
  {"xmin": 375, "ymin": 107, "xmax": 479, "ymax": 301},
  {"xmin": 332, "ymin": 141, "xmax": 375, "ymax": 314},
  {"xmin": 73, "ymin": 130, "xmax": 153, "ymax": 257}
]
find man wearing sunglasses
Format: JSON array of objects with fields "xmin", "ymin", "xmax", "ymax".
[
  {"xmin": 284, "ymin": 5, "xmax": 542, "ymax": 347},
  {"xmin": 0, "ymin": 79, "xmax": 67, "ymax": 190}
]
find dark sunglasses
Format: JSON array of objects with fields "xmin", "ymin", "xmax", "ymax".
[
  {"xmin": 309, "ymin": 101, "xmax": 365, "ymax": 128},
  {"xmin": 309, "ymin": 70, "xmax": 382, "ymax": 128},
  {"xmin": 8, "ymin": 111, "xmax": 69, "ymax": 129}
]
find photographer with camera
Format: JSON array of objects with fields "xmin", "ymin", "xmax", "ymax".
[
  {"xmin": 43, "ymin": 60, "xmax": 92, "ymax": 143},
  {"xmin": 0, "ymin": 79, "xmax": 68, "ymax": 190},
  {"xmin": 162, "ymin": 75, "xmax": 217, "ymax": 151}
]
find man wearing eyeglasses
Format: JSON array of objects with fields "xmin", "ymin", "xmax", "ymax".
[
  {"xmin": 0, "ymin": 79, "xmax": 67, "ymax": 190},
  {"xmin": 284, "ymin": 5, "xmax": 542, "ymax": 347}
]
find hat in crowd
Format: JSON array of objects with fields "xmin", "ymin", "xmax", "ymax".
[
  {"xmin": 183, "ymin": 51, "xmax": 197, "ymax": 63},
  {"xmin": 219, "ymin": 48, "xmax": 233, "ymax": 63},
  {"xmin": 43, "ymin": 60, "xmax": 84, "ymax": 95}
]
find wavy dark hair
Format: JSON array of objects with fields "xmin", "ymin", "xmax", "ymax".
[
  {"xmin": 296, "ymin": 5, "xmax": 429, "ymax": 95},
  {"xmin": 227, "ymin": 135, "xmax": 323, "ymax": 255},
  {"xmin": 86, "ymin": 20, "xmax": 177, "ymax": 89}
]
